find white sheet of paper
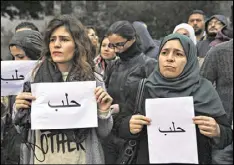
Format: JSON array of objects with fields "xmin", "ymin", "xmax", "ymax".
[
  {"xmin": 31, "ymin": 81, "xmax": 98, "ymax": 130},
  {"xmin": 1, "ymin": 60, "xmax": 38, "ymax": 96},
  {"xmin": 145, "ymin": 96, "xmax": 198, "ymax": 164}
]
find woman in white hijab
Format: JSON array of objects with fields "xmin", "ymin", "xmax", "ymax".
[{"xmin": 173, "ymin": 23, "xmax": 197, "ymax": 45}]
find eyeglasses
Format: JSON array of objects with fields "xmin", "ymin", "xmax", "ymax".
[
  {"xmin": 108, "ymin": 40, "xmax": 129, "ymax": 49},
  {"xmin": 208, "ymin": 20, "xmax": 223, "ymax": 26}
]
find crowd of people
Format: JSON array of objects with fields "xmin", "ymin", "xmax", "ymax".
[{"xmin": 1, "ymin": 6, "xmax": 233, "ymax": 165}]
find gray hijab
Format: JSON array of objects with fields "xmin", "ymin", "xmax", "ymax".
[
  {"xmin": 145, "ymin": 33, "xmax": 225, "ymax": 117},
  {"xmin": 9, "ymin": 30, "xmax": 43, "ymax": 60}
]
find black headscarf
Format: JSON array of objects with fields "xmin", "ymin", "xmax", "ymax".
[
  {"xmin": 9, "ymin": 30, "xmax": 43, "ymax": 60},
  {"xmin": 145, "ymin": 33, "xmax": 225, "ymax": 117}
]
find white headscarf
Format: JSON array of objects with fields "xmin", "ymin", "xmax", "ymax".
[{"xmin": 173, "ymin": 23, "xmax": 197, "ymax": 45}]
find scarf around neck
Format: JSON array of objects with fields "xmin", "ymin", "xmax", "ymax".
[{"xmin": 116, "ymin": 41, "xmax": 142, "ymax": 61}]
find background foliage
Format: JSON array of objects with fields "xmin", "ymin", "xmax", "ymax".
[{"xmin": 1, "ymin": 1, "xmax": 233, "ymax": 60}]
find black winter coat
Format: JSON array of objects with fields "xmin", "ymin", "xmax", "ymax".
[{"xmin": 104, "ymin": 44, "xmax": 157, "ymax": 132}]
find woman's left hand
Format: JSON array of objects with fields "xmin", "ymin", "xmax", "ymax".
[
  {"xmin": 94, "ymin": 86, "xmax": 113, "ymax": 112},
  {"xmin": 193, "ymin": 116, "xmax": 220, "ymax": 138}
]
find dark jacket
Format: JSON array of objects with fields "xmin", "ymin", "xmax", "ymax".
[
  {"xmin": 132, "ymin": 21, "xmax": 160, "ymax": 59},
  {"xmin": 197, "ymin": 15, "xmax": 228, "ymax": 58},
  {"xmin": 104, "ymin": 42, "xmax": 156, "ymax": 130},
  {"xmin": 102, "ymin": 41, "xmax": 156, "ymax": 163},
  {"xmin": 200, "ymin": 39, "xmax": 233, "ymax": 164},
  {"xmin": 200, "ymin": 39, "xmax": 233, "ymax": 126},
  {"xmin": 1, "ymin": 96, "xmax": 21, "ymax": 164}
]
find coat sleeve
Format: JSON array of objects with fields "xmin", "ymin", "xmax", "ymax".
[
  {"xmin": 116, "ymin": 87, "xmax": 147, "ymax": 140},
  {"xmin": 95, "ymin": 73, "xmax": 113, "ymax": 138},
  {"xmin": 117, "ymin": 115, "xmax": 140, "ymax": 139},
  {"xmin": 96, "ymin": 111, "xmax": 113, "ymax": 139},
  {"xmin": 212, "ymin": 114, "xmax": 233, "ymax": 149}
]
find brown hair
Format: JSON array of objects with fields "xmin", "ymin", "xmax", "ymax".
[{"xmin": 39, "ymin": 14, "xmax": 96, "ymax": 80}]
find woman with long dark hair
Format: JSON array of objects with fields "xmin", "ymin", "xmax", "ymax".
[{"xmin": 13, "ymin": 15, "xmax": 113, "ymax": 164}]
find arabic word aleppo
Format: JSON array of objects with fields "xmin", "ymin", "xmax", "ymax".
[
  {"xmin": 1, "ymin": 69, "xmax": 25, "ymax": 83},
  {"xmin": 48, "ymin": 93, "xmax": 81, "ymax": 111},
  {"xmin": 159, "ymin": 121, "xmax": 186, "ymax": 136}
]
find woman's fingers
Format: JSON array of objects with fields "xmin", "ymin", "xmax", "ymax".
[
  {"xmin": 15, "ymin": 92, "xmax": 35, "ymax": 111},
  {"xmin": 130, "ymin": 118, "xmax": 151, "ymax": 125},
  {"xmin": 193, "ymin": 115, "xmax": 220, "ymax": 137},
  {"xmin": 16, "ymin": 92, "xmax": 36, "ymax": 101},
  {"xmin": 130, "ymin": 124, "xmax": 143, "ymax": 129},
  {"xmin": 97, "ymin": 91, "xmax": 107, "ymax": 103},
  {"xmin": 129, "ymin": 114, "xmax": 152, "ymax": 134},
  {"xmin": 100, "ymin": 95, "xmax": 112, "ymax": 104},
  {"xmin": 199, "ymin": 129, "xmax": 213, "ymax": 138},
  {"xmin": 132, "ymin": 114, "xmax": 151, "ymax": 123},
  {"xmin": 94, "ymin": 86, "xmax": 103, "ymax": 98},
  {"xmin": 95, "ymin": 87, "xmax": 113, "ymax": 104},
  {"xmin": 131, "ymin": 129, "xmax": 142, "ymax": 134},
  {"xmin": 193, "ymin": 116, "xmax": 210, "ymax": 121},
  {"xmin": 198, "ymin": 125, "xmax": 214, "ymax": 132},
  {"xmin": 15, "ymin": 99, "xmax": 31, "ymax": 106},
  {"xmin": 15, "ymin": 104, "xmax": 30, "ymax": 110},
  {"xmin": 95, "ymin": 87, "xmax": 113, "ymax": 111}
]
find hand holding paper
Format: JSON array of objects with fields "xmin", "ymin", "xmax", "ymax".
[
  {"xmin": 95, "ymin": 86, "xmax": 113, "ymax": 111},
  {"xmin": 145, "ymin": 97, "xmax": 198, "ymax": 164},
  {"xmin": 129, "ymin": 114, "xmax": 151, "ymax": 134},
  {"xmin": 193, "ymin": 116, "xmax": 220, "ymax": 138},
  {"xmin": 15, "ymin": 92, "xmax": 36, "ymax": 110}
]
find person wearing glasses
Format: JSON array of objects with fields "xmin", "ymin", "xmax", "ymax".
[
  {"xmin": 196, "ymin": 15, "xmax": 228, "ymax": 67},
  {"xmin": 102, "ymin": 20, "xmax": 157, "ymax": 164}
]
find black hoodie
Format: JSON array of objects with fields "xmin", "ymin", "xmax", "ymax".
[
  {"xmin": 133, "ymin": 21, "xmax": 160, "ymax": 59},
  {"xmin": 197, "ymin": 15, "xmax": 228, "ymax": 58},
  {"xmin": 210, "ymin": 25, "xmax": 233, "ymax": 47}
]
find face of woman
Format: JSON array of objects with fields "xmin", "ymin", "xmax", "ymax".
[
  {"xmin": 49, "ymin": 26, "xmax": 75, "ymax": 65},
  {"xmin": 108, "ymin": 34, "xmax": 135, "ymax": 54},
  {"xmin": 10, "ymin": 46, "xmax": 31, "ymax": 60},
  {"xmin": 159, "ymin": 39, "xmax": 187, "ymax": 78},
  {"xmin": 100, "ymin": 38, "xmax": 116, "ymax": 60},
  {"xmin": 87, "ymin": 29, "xmax": 98, "ymax": 47}
]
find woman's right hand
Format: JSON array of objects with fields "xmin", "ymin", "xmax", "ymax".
[
  {"xmin": 15, "ymin": 92, "xmax": 36, "ymax": 111},
  {"xmin": 129, "ymin": 114, "xmax": 151, "ymax": 134}
]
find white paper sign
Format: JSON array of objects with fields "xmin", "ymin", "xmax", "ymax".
[
  {"xmin": 31, "ymin": 81, "xmax": 98, "ymax": 130},
  {"xmin": 1, "ymin": 60, "xmax": 38, "ymax": 96},
  {"xmin": 145, "ymin": 96, "xmax": 198, "ymax": 164}
]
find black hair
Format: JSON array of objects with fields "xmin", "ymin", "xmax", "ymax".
[
  {"xmin": 188, "ymin": 9, "xmax": 207, "ymax": 21},
  {"xmin": 106, "ymin": 20, "xmax": 142, "ymax": 50},
  {"xmin": 15, "ymin": 21, "xmax": 39, "ymax": 32},
  {"xmin": 106, "ymin": 21, "xmax": 136, "ymax": 40},
  {"xmin": 98, "ymin": 35, "xmax": 107, "ymax": 53}
]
